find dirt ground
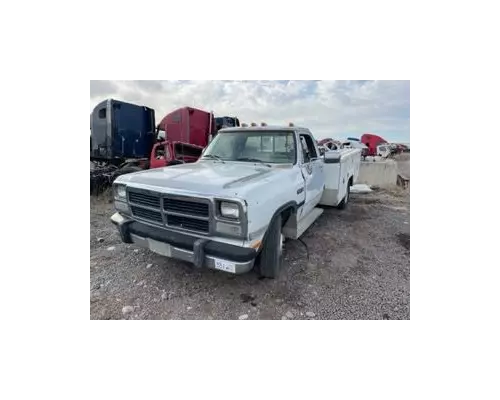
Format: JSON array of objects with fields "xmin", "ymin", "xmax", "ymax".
[{"xmin": 90, "ymin": 172, "xmax": 410, "ymax": 320}]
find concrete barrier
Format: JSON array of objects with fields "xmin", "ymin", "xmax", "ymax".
[{"xmin": 357, "ymin": 159, "xmax": 398, "ymax": 187}]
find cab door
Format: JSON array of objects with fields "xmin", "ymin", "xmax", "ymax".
[
  {"xmin": 150, "ymin": 143, "xmax": 169, "ymax": 169},
  {"xmin": 299, "ymin": 133, "xmax": 325, "ymax": 216}
]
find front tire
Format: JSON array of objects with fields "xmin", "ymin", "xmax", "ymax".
[{"xmin": 256, "ymin": 214, "xmax": 284, "ymax": 279}]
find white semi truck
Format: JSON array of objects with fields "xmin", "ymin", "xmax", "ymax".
[{"xmin": 111, "ymin": 124, "xmax": 361, "ymax": 278}]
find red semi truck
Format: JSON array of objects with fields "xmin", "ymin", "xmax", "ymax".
[
  {"xmin": 114, "ymin": 107, "xmax": 237, "ymax": 177},
  {"xmin": 150, "ymin": 107, "xmax": 216, "ymax": 169},
  {"xmin": 360, "ymin": 133, "xmax": 388, "ymax": 156}
]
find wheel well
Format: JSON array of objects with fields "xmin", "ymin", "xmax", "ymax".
[
  {"xmin": 280, "ymin": 207, "xmax": 294, "ymax": 228},
  {"xmin": 261, "ymin": 202, "xmax": 299, "ymax": 244}
]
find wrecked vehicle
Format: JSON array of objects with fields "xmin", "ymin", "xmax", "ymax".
[{"xmin": 111, "ymin": 124, "xmax": 361, "ymax": 278}]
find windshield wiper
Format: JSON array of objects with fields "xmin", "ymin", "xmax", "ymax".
[
  {"xmin": 236, "ymin": 157, "xmax": 272, "ymax": 167},
  {"xmin": 202, "ymin": 154, "xmax": 225, "ymax": 163}
]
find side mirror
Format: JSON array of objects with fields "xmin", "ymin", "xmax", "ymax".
[
  {"xmin": 319, "ymin": 147, "xmax": 326, "ymax": 156},
  {"xmin": 324, "ymin": 151, "xmax": 341, "ymax": 164}
]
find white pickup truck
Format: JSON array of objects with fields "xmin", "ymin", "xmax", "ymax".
[{"xmin": 111, "ymin": 125, "xmax": 361, "ymax": 278}]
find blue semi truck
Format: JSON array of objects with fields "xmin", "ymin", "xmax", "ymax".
[
  {"xmin": 90, "ymin": 99, "xmax": 157, "ymax": 193},
  {"xmin": 90, "ymin": 99, "xmax": 156, "ymax": 164}
]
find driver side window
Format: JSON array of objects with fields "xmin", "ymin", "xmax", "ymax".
[{"xmin": 300, "ymin": 134, "xmax": 317, "ymax": 164}]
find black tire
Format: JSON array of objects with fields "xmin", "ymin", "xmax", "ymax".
[
  {"xmin": 256, "ymin": 214, "xmax": 283, "ymax": 279},
  {"xmin": 337, "ymin": 180, "xmax": 351, "ymax": 210}
]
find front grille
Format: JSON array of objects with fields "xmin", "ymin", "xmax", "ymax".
[
  {"xmin": 167, "ymin": 214, "xmax": 209, "ymax": 233},
  {"xmin": 131, "ymin": 206, "xmax": 163, "ymax": 223},
  {"xmin": 126, "ymin": 189, "xmax": 211, "ymax": 234},
  {"xmin": 163, "ymin": 198, "xmax": 209, "ymax": 217},
  {"xmin": 129, "ymin": 191, "xmax": 161, "ymax": 208}
]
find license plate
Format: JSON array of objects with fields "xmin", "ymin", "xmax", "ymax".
[
  {"xmin": 214, "ymin": 258, "xmax": 236, "ymax": 273},
  {"xmin": 148, "ymin": 239, "xmax": 172, "ymax": 257}
]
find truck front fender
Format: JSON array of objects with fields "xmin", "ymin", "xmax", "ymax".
[{"xmin": 248, "ymin": 200, "xmax": 303, "ymax": 242}]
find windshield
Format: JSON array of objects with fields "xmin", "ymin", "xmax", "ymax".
[{"xmin": 203, "ymin": 131, "xmax": 296, "ymax": 164}]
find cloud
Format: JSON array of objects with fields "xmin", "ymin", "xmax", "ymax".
[
  {"xmin": 89, "ymin": 80, "xmax": 119, "ymax": 97},
  {"xmin": 90, "ymin": 80, "xmax": 410, "ymax": 142}
]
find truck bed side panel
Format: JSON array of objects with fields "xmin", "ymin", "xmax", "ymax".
[
  {"xmin": 321, "ymin": 163, "xmax": 342, "ymax": 206},
  {"xmin": 320, "ymin": 148, "xmax": 361, "ymax": 206}
]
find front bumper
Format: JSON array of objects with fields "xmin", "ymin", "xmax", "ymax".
[{"xmin": 110, "ymin": 212, "xmax": 256, "ymax": 274}]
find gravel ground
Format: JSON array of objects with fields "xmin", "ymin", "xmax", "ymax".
[{"xmin": 90, "ymin": 182, "xmax": 410, "ymax": 320}]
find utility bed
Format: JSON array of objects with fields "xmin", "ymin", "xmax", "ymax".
[{"xmin": 320, "ymin": 148, "xmax": 361, "ymax": 207}]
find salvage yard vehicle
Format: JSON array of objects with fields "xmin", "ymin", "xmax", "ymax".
[
  {"xmin": 111, "ymin": 124, "xmax": 361, "ymax": 278},
  {"xmin": 377, "ymin": 144, "xmax": 392, "ymax": 158},
  {"xmin": 90, "ymin": 99, "xmax": 240, "ymax": 193}
]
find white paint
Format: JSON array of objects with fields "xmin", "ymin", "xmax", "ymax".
[{"xmin": 319, "ymin": 148, "xmax": 362, "ymax": 206}]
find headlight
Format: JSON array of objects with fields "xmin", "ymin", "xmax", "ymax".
[
  {"xmin": 220, "ymin": 201, "xmax": 239, "ymax": 219},
  {"xmin": 114, "ymin": 184, "xmax": 126, "ymax": 199}
]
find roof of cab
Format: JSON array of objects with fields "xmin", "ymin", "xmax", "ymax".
[{"xmin": 218, "ymin": 125, "xmax": 308, "ymax": 133}]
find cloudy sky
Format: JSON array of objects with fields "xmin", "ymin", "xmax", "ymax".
[{"xmin": 90, "ymin": 80, "xmax": 410, "ymax": 142}]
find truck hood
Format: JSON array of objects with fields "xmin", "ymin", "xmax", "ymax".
[{"xmin": 116, "ymin": 161, "xmax": 293, "ymax": 197}]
